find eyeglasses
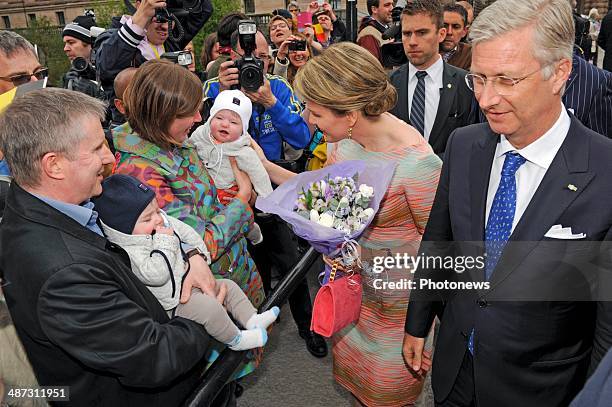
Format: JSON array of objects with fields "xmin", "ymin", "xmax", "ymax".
[
  {"xmin": 0, "ymin": 68, "xmax": 48, "ymax": 87},
  {"xmin": 289, "ymin": 8, "xmax": 299, "ymax": 13},
  {"xmin": 270, "ymin": 23, "xmax": 289, "ymax": 31},
  {"xmin": 465, "ymin": 64, "xmax": 552, "ymax": 96}
]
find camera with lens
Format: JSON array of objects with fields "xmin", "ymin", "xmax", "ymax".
[
  {"xmin": 233, "ymin": 20, "xmax": 264, "ymax": 92},
  {"xmin": 380, "ymin": 6, "xmax": 407, "ymax": 68},
  {"xmin": 161, "ymin": 50, "xmax": 193, "ymax": 67},
  {"xmin": 288, "ymin": 39, "xmax": 307, "ymax": 52}
]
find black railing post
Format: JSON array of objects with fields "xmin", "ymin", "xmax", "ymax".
[
  {"xmin": 183, "ymin": 246, "xmax": 320, "ymax": 406},
  {"xmin": 345, "ymin": 0, "xmax": 358, "ymax": 42}
]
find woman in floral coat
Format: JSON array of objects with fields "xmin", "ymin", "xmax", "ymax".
[{"xmin": 112, "ymin": 60, "xmax": 265, "ymax": 375}]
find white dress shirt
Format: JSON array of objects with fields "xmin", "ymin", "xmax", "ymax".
[
  {"xmin": 485, "ymin": 106, "xmax": 571, "ymax": 233},
  {"xmin": 408, "ymin": 56, "xmax": 444, "ymax": 141}
]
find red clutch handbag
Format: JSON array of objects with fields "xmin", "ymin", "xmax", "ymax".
[{"xmin": 310, "ymin": 262, "xmax": 362, "ymax": 337}]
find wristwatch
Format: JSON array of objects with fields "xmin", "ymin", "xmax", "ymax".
[{"xmin": 186, "ymin": 247, "xmax": 208, "ymax": 262}]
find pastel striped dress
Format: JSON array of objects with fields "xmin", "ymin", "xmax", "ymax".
[{"xmin": 327, "ymin": 137, "xmax": 441, "ymax": 406}]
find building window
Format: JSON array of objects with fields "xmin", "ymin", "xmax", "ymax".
[
  {"xmin": 1, "ymin": 16, "xmax": 10, "ymax": 29},
  {"xmin": 56, "ymin": 11, "xmax": 65, "ymax": 26},
  {"xmin": 28, "ymin": 13, "xmax": 36, "ymax": 23},
  {"xmin": 244, "ymin": 0, "xmax": 255, "ymax": 13},
  {"xmin": 330, "ymin": 0, "xmax": 340, "ymax": 9}
]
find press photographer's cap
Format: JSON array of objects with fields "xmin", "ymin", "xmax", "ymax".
[
  {"xmin": 62, "ymin": 15, "xmax": 96, "ymax": 44},
  {"xmin": 208, "ymin": 90, "xmax": 253, "ymax": 138},
  {"xmin": 92, "ymin": 174, "xmax": 156, "ymax": 235}
]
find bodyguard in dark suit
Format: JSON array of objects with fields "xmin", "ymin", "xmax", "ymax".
[
  {"xmin": 389, "ymin": 1, "xmax": 477, "ymax": 156},
  {"xmin": 563, "ymin": 53, "xmax": 612, "ymax": 138},
  {"xmin": 597, "ymin": 9, "xmax": 612, "ymax": 72},
  {"xmin": 403, "ymin": 1, "xmax": 612, "ymax": 406}
]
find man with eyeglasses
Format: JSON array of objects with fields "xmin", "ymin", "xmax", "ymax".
[
  {"xmin": 403, "ymin": 0, "xmax": 612, "ymax": 405},
  {"xmin": 203, "ymin": 29, "xmax": 327, "ymax": 359},
  {"xmin": 0, "ymin": 31, "xmax": 47, "ymax": 179},
  {"xmin": 0, "ymin": 31, "xmax": 46, "ymax": 96},
  {"xmin": 389, "ymin": 0, "xmax": 477, "ymax": 157}
]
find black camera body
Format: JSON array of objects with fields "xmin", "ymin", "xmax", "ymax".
[
  {"xmin": 288, "ymin": 40, "xmax": 307, "ymax": 52},
  {"xmin": 64, "ymin": 57, "xmax": 104, "ymax": 99},
  {"xmin": 380, "ymin": 6, "xmax": 407, "ymax": 68},
  {"xmin": 234, "ymin": 20, "xmax": 264, "ymax": 92}
]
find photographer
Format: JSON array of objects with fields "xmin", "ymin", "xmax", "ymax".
[
  {"xmin": 203, "ymin": 27, "xmax": 327, "ymax": 358},
  {"xmin": 62, "ymin": 15, "xmax": 95, "ymax": 63},
  {"xmin": 96, "ymin": 0, "xmax": 212, "ymax": 123},
  {"xmin": 62, "ymin": 16, "xmax": 104, "ymax": 99},
  {"xmin": 356, "ymin": 0, "xmax": 394, "ymax": 64}
]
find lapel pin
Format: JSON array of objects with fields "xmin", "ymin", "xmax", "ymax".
[
  {"xmin": 447, "ymin": 83, "xmax": 452, "ymax": 89},
  {"xmin": 567, "ymin": 184, "xmax": 578, "ymax": 191}
]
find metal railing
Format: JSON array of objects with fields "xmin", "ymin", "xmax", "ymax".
[{"xmin": 183, "ymin": 247, "xmax": 321, "ymax": 406}]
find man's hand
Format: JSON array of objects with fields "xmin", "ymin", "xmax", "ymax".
[
  {"xmin": 322, "ymin": 3, "xmax": 337, "ymax": 21},
  {"xmin": 229, "ymin": 157, "xmax": 253, "ymax": 204},
  {"xmin": 308, "ymin": 1, "xmax": 320, "ymax": 14},
  {"xmin": 243, "ymin": 79, "xmax": 277, "ymax": 109},
  {"xmin": 218, "ymin": 60, "xmax": 239, "ymax": 92},
  {"xmin": 402, "ymin": 333, "xmax": 432, "ymax": 376},
  {"xmin": 132, "ymin": 0, "xmax": 166, "ymax": 29},
  {"xmin": 181, "ymin": 254, "xmax": 218, "ymax": 303}
]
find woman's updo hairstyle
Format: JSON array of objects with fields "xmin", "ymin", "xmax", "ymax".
[
  {"xmin": 293, "ymin": 42, "xmax": 396, "ymax": 117},
  {"xmin": 123, "ymin": 59, "xmax": 203, "ymax": 150}
]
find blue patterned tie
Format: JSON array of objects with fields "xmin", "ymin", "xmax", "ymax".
[
  {"xmin": 484, "ymin": 152, "xmax": 527, "ymax": 280},
  {"xmin": 410, "ymin": 71, "xmax": 427, "ymax": 137},
  {"xmin": 468, "ymin": 152, "xmax": 526, "ymax": 355}
]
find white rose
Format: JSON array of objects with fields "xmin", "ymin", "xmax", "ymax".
[
  {"xmin": 309, "ymin": 209, "xmax": 320, "ymax": 222},
  {"xmin": 338, "ymin": 196, "xmax": 350, "ymax": 208},
  {"xmin": 362, "ymin": 208, "xmax": 375, "ymax": 219},
  {"xmin": 359, "ymin": 184, "xmax": 374, "ymax": 198},
  {"xmin": 317, "ymin": 213, "xmax": 335, "ymax": 228}
]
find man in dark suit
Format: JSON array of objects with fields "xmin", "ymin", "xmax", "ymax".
[
  {"xmin": 598, "ymin": 9, "xmax": 612, "ymax": 72},
  {"xmin": 403, "ymin": 0, "xmax": 612, "ymax": 406},
  {"xmin": 563, "ymin": 53, "xmax": 612, "ymax": 138},
  {"xmin": 389, "ymin": 0, "xmax": 476, "ymax": 156}
]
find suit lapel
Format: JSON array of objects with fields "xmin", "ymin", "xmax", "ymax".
[
  {"xmin": 488, "ymin": 116, "xmax": 595, "ymax": 289},
  {"xmin": 398, "ymin": 65, "xmax": 410, "ymax": 124},
  {"xmin": 470, "ymin": 127, "xmax": 498, "ymax": 242},
  {"xmin": 429, "ymin": 64, "xmax": 457, "ymax": 147}
]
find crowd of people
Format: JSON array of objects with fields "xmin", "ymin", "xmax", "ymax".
[{"xmin": 0, "ymin": 0, "xmax": 612, "ymax": 406}]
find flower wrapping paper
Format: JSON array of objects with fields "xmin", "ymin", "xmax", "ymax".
[{"xmin": 256, "ymin": 159, "xmax": 397, "ymax": 282}]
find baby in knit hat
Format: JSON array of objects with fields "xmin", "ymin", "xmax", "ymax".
[
  {"xmin": 93, "ymin": 174, "xmax": 279, "ymax": 351},
  {"xmin": 191, "ymin": 90, "xmax": 273, "ymax": 245}
]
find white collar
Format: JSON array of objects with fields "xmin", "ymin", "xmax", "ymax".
[
  {"xmin": 408, "ymin": 56, "xmax": 444, "ymax": 89},
  {"xmin": 497, "ymin": 105, "xmax": 571, "ymax": 170}
]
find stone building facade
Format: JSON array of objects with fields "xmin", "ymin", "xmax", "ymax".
[{"xmin": 0, "ymin": 0, "xmax": 113, "ymax": 29}]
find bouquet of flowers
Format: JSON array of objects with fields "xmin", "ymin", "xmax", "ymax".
[
  {"xmin": 256, "ymin": 160, "xmax": 396, "ymax": 283},
  {"xmin": 295, "ymin": 174, "xmax": 375, "ymax": 234}
]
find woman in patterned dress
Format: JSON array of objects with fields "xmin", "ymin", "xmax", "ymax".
[
  {"xmin": 112, "ymin": 60, "xmax": 265, "ymax": 376},
  {"xmin": 256, "ymin": 42, "xmax": 442, "ymax": 406}
]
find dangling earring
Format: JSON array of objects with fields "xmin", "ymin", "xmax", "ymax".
[{"xmin": 347, "ymin": 127, "xmax": 353, "ymax": 140}]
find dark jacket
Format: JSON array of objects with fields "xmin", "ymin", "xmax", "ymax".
[
  {"xmin": 406, "ymin": 116, "xmax": 612, "ymax": 406},
  {"xmin": 389, "ymin": 61, "xmax": 478, "ymax": 156},
  {"xmin": 96, "ymin": 1, "xmax": 212, "ymax": 122},
  {"xmin": 598, "ymin": 11, "xmax": 612, "ymax": 72},
  {"xmin": 0, "ymin": 183, "xmax": 211, "ymax": 406},
  {"xmin": 563, "ymin": 54, "xmax": 612, "ymax": 138}
]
